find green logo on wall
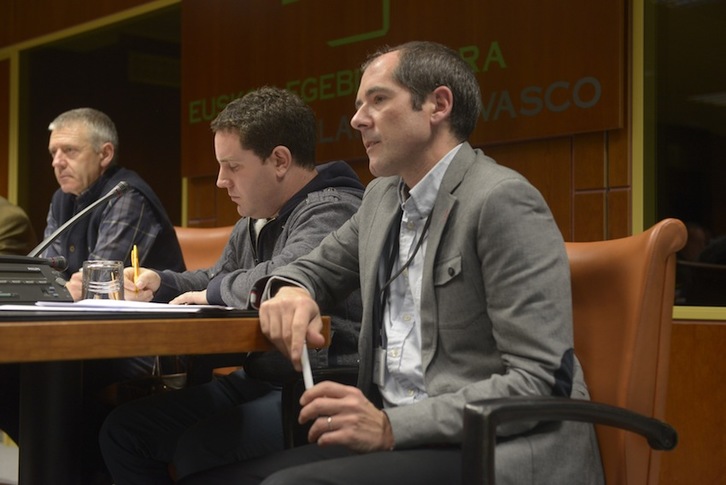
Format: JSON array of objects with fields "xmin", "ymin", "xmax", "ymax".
[{"xmin": 282, "ymin": 0, "xmax": 390, "ymax": 47}]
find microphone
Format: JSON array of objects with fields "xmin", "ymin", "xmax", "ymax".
[
  {"xmin": 0, "ymin": 255, "xmax": 67, "ymax": 271},
  {"xmin": 45, "ymin": 256, "xmax": 68, "ymax": 272},
  {"xmin": 27, "ymin": 181, "xmax": 131, "ymax": 258}
]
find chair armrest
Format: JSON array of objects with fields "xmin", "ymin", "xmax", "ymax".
[{"xmin": 462, "ymin": 396, "xmax": 678, "ymax": 485}]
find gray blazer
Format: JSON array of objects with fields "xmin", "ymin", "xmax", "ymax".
[{"xmin": 274, "ymin": 143, "xmax": 604, "ymax": 483}]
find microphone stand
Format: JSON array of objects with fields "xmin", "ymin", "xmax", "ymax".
[{"xmin": 27, "ymin": 181, "xmax": 130, "ymax": 258}]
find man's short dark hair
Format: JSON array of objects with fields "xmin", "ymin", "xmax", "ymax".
[
  {"xmin": 211, "ymin": 86, "xmax": 317, "ymax": 169},
  {"xmin": 361, "ymin": 41, "xmax": 483, "ymax": 141}
]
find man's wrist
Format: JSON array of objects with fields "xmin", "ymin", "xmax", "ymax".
[{"xmin": 250, "ymin": 275, "xmax": 307, "ymax": 309}]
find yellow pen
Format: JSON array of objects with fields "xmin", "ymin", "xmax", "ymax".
[{"xmin": 132, "ymin": 244, "xmax": 140, "ymax": 293}]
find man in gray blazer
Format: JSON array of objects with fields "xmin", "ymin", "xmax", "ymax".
[{"xmin": 179, "ymin": 41, "xmax": 604, "ymax": 485}]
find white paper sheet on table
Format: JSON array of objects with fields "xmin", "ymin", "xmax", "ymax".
[{"xmin": 0, "ymin": 299, "xmax": 238, "ymax": 313}]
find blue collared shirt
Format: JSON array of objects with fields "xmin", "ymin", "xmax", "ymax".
[{"xmin": 380, "ymin": 143, "xmax": 462, "ymax": 408}]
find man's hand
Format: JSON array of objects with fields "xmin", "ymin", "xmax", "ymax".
[
  {"xmin": 66, "ymin": 271, "xmax": 83, "ymax": 301},
  {"xmin": 123, "ymin": 266, "xmax": 159, "ymax": 301},
  {"xmin": 170, "ymin": 290, "xmax": 208, "ymax": 305},
  {"xmin": 299, "ymin": 381, "xmax": 395, "ymax": 453},
  {"xmin": 258, "ymin": 285, "xmax": 325, "ymax": 371}
]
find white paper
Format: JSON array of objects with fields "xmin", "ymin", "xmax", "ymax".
[{"xmin": 0, "ymin": 299, "xmax": 238, "ymax": 313}]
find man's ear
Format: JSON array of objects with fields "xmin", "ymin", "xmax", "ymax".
[
  {"xmin": 430, "ymin": 85, "xmax": 454, "ymax": 125},
  {"xmin": 270, "ymin": 145, "xmax": 293, "ymax": 176},
  {"xmin": 99, "ymin": 142, "xmax": 115, "ymax": 169}
]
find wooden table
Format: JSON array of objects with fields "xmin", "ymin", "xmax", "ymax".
[{"xmin": 0, "ymin": 310, "xmax": 329, "ymax": 485}]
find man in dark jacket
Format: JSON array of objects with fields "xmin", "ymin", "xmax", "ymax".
[
  {"xmin": 1, "ymin": 108, "xmax": 186, "ymax": 484},
  {"xmin": 43, "ymin": 107, "xmax": 185, "ymax": 299},
  {"xmin": 44, "ymin": 108, "xmax": 185, "ymax": 388},
  {"xmin": 100, "ymin": 87, "xmax": 364, "ymax": 484}
]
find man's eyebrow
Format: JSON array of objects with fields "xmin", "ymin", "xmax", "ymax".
[{"xmin": 354, "ymin": 86, "xmax": 390, "ymax": 109}]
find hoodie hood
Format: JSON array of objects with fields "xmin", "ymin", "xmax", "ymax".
[{"xmin": 278, "ymin": 160, "xmax": 365, "ymax": 219}]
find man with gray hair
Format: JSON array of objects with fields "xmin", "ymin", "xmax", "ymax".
[
  {"xmin": 43, "ymin": 107, "xmax": 184, "ymax": 483},
  {"xmin": 2, "ymin": 108, "xmax": 186, "ymax": 484},
  {"xmin": 44, "ymin": 107, "xmax": 185, "ymax": 298}
]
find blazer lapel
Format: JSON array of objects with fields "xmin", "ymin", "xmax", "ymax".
[{"xmin": 420, "ymin": 143, "xmax": 476, "ymax": 369}]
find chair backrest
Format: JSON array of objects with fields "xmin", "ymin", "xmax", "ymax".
[
  {"xmin": 173, "ymin": 225, "xmax": 234, "ymax": 271},
  {"xmin": 566, "ymin": 218, "xmax": 686, "ymax": 485}
]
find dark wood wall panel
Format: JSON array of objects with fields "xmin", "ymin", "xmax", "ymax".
[
  {"xmin": 179, "ymin": 0, "xmax": 625, "ymax": 236},
  {"xmin": 608, "ymin": 129, "xmax": 631, "ymax": 188},
  {"xmin": 186, "ymin": 175, "xmax": 218, "ymax": 227},
  {"xmin": 215, "ymin": 187, "xmax": 242, "ymax": 227},
  {"xmin": 659, "ymin": 322, "xmax": 726, "ymax": 485},
  {"xmin": 607, "ymin": 188, "xmax": 631, "ymax": 239},
  {"xmin": 574, "ymin": 192, "xmax": 607, "ymax": 241},
  {"xmin": 573, "ymin": 132, "xmax": 607, "ymax": 190},
  {"xmin": 346, "ymin": 159, "xmax": 375, "ymax": 188},
  {"xmin": 484, "ymin": 138, "xmax": 574, "ymax": 241},
  {"xmin": 0, "ymin": 0, "xmax": 151, "ymax": 47}
]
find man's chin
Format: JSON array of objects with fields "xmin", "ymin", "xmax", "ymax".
[
  {"xmin": 368, "ymin": 159, "xmax": 379, "ymax": 176},
  {"xmin": 368, "ymin": 159, "xmax": 391, "ymax": 178},
  {"xmin": 59, "ymin": 184, "xmax": 80, "ymax": 196}
]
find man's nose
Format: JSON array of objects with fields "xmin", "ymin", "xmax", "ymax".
[
  {"xmin": 216, "ymin": 172, "xmax": 228, "ymax": 188},
  {"xmin": 51, "ymin": 152, "xmax": 65, "ymax": 167},
  {"xmin": 350, "ymin": 107, "xmax": 368, "ymax": 131}
]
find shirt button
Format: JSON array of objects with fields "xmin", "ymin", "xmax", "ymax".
[
  {"xmin": 406, "ymin": 221, "xmax": 415, "ymax": 230},
  {"xmin": 408, "ymin": 389, "xmax": 415, "ymax": 396},
  {"xmin": 448, "ymin": 267, "xmax": 455, "ymax": 276},
  {"xmin": 402, "ymin": 313, "xmax": 412, "ymax": 322}
]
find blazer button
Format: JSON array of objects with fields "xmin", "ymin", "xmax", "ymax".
[
  {"xmin": 69, "ymin": 244, "xmax": 75, "ymax": 253},
  {"xmin": 448, "ymin": 267, "xmax": 455, "ymax": 276}
]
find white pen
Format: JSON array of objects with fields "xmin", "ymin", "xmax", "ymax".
[{"xmin": 300, "ymin": 344, "xmax": 314, "ymax": 390}]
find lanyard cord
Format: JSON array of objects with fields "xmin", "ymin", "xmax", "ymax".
[
  {"xmin": 381, "ymin": 210, "xmax": 434, "ymax": 293},
  {"xmin": 376, "ymin": 209, "xmax": 434, "ymax": 348}
]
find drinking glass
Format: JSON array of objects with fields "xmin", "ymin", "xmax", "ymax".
[{"xmin": 82, "ymin": 260, "xmax": 124, "ymax": 300}]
